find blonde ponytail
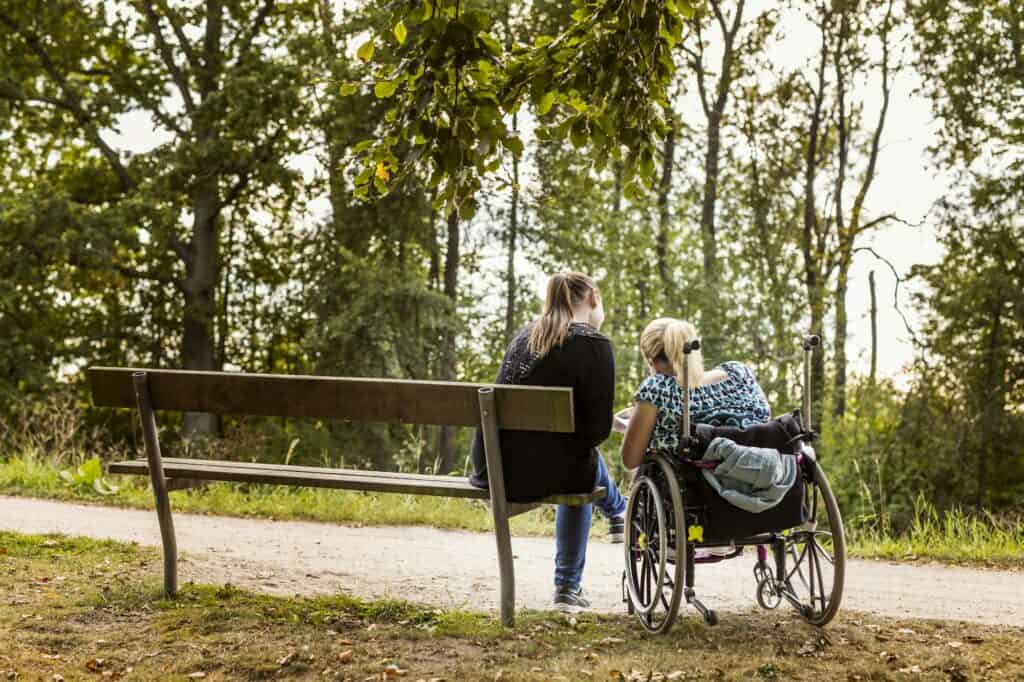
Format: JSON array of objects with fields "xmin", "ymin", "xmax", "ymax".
[
  {"xmin": 528, "ymin": 271, "xmax": 597, "ymax": 357},
  {"xmin": 640, "ymin": 317, "xmax": 704, "ymax": 388}
]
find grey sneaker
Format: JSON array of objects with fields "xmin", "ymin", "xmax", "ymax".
[
  {"xmin": 553, "ymin": 585, "xmax": 591, "ymax": 613},
  {"xmin": 608, "ymin": 513, "xmax": 625, "ymax": 544}
]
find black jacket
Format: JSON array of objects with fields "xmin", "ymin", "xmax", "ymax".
[{"xmin": 470, "ymin": 323, "xmax": 615, "ymax": 502}]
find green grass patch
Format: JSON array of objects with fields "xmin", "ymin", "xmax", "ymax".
[
  {"xmin": 2, "ymin": 530, "xmax": 1023, "ymax": 680},
  {"xmin": 2, "ymin": 454, "xmax": 1022, "ymax": 568}
]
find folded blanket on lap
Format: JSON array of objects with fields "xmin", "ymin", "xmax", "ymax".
[{"xmin": 700, "ymin": 437, "xmax": 798, "ymax": 514}]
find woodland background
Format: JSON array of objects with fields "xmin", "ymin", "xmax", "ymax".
[{"xmin": 0, "ymin": 0, "xmax": 1021, "ymax": 536}]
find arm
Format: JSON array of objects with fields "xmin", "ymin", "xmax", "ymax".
[
  {"xmin": 620, "ymin": 401, "xmax": 658, "ymax": 470},
  {"xmin": 578, "ymin": 338, "xmax": 616, "ymax": 449}
]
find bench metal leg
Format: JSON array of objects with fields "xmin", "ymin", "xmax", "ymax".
[
  {"xmin": 478, "ymin": 387, "xmax": 515, "ymax": 628},
  {"xmin": 133, "ymin": 371, "xmax": 178, "ymax": 598}
]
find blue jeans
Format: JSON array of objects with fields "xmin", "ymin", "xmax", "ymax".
[{"xmin": 554, "ymin": 452, "xmax": 627, "ymax": 589}]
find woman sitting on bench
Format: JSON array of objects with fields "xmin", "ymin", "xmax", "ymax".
[{"xmin": 470, "ymin": 271, "xmax": 627, "ymax": 613}]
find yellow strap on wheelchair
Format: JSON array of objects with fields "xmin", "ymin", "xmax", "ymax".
[{"xmin": 688, "ymin": 525, "xmax": 704, "ymax": 543}]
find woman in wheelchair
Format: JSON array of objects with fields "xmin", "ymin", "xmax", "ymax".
[
  {"xmin": 614, "ymin": 321, "xmax": 845, "ymax": 633},
  {"xmin": 618, "ymin": 317, "xmax": 771, "ymax": 471}
]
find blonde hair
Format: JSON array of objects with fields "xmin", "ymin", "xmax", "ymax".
[
  {"xmin": 528, "ymin": 271, "xmax": 597, "ymax": 357},
  {"xmin": 640, "ymin": 318, "xmax": 704, "ymax": 388}
]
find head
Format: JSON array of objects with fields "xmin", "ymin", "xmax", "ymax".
[
  {"xmin": 639, "ymin": 318, "xmax": 704, "ymax": 388},
  {"xmin": 527, "ymin": 271, "xmax": 603, "ymax": 357}
]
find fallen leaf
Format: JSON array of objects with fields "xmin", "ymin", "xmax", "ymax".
[
  {"xmin": 598, "ymin": 637, "xmax": 626, "ymax": 645},
  {"xmin": 338, "ymin": 650, "xmax": 354, "ymax": 664},
  {"xmin": 383, "ymin": 664, "xmax": 407, "ymax": 678},
  {"xmin": 947, "ymin": 641, "xmax": 963, "ymax": 649},
  {"xmin": 85, "ymin": 658, "xmax": 105, "ymax": 672},
  {"xmin": 897, "ymin": 628, "xmax": 916, "ymax": 635},
  {"xmin": 667, "ymin": 673, "xmax": 684, "ymax": 681},
  {"xmin": 278, "ymin": 652, "xmax": 296, "ymax": 667},
  {"xmin": 609, "ymin": 671, "xmax": 625, "ymax": 681},
  {"xmin": 186, "ymin": 674, "xmax": 206, "ymax": 679}
]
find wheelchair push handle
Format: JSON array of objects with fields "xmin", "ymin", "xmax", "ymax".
[
  {"xmin": 681, "ymin": 338, "xmax": 701, "ymax": 449},
  {"xmin": 802, "ymin": 334, "xmax": 820, "ymax": 432},
  {"xmin": 802, "ymin": 334, "xmax": 821, "ymax": 351}
]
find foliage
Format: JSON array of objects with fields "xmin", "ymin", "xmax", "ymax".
[
  {"xmin": 58, "ymin": 456, "xmax": 119, "ymax": 496},
  {"xmin": 348, "ymin": 0, "xmax": 697, "ymax": 214}
]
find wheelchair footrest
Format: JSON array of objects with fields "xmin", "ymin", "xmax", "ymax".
[{"xmin": 685, "ymin": 587, "xmax": 718, "ymax": 626}]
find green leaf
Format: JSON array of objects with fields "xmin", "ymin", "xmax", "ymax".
[
  {"xmin": 537, "ymin": 91, "xmax": 556, "ymax": 116},
  {"xmin": 374, "ymin": 80, "xmax": 399, "ymax": 98},
  {"xmin": 502, "ymin": 135, "xmax": 524, "ymax": 156},
  {"xmin": 339, "ymin": 82, "xmax": 359, "ymax": 96},
  {"xmin": 393, "ymin": 21, "xmax": 407, "ymax": 45},
  {"xmin": 478, "ymin": 32, "xmax": 502, "ymax": 57},
  {"xmin": 357, "ymin": 39, "xmax": 375, "ymax": 63}
]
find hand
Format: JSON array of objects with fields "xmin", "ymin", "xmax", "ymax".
[{"xmin": 612, "ymin": 407, "xmax": 633, "ymax": 434}]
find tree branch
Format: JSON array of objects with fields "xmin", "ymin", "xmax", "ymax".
[
  {"xmin": 0, "ymin": 8, "xmax": 136, "ymax": 192},
  {"xmin": 139, "ymin": 0, "xmax": 197, "ymax": 113},
  {"xmin": 852, "ymin": 245, "xmax": 919, "ymax": 344},
  {"xmin": 155, "ymin": 0, "xmax": 200, "ymax": 70},
  {"xmin": 235, "ymin": 0, "xmax": 275, "ymax": 65}
]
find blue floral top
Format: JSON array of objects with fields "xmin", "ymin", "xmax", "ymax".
[{"xmin": 634, "ymin": 361, "xmax": 771, "ymax": 453}]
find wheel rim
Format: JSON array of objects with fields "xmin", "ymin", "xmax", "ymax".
[
  {"xmin": 624, "ymin": 475, "xmax": 667, "ymax": 618},
  {"xmin": 780, "ymin": 463, "xmax": 846, "ymax": 625},
  {"xmin": 624, "ymin": 455, "xmax": 686, "ymax": 634}
]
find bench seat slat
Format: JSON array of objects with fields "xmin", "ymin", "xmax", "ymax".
[
  {"xmin": 108, "ymin": 458, "xmax": 606, "ymax": 507},
  {"xmin": 143, "ymin": 457, "xmax": 464, "ymax": 484}
]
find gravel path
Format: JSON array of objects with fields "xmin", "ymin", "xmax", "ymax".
[{"xmin": 2, "ymin": 495, "xmax": 1021, "ymax": 626}]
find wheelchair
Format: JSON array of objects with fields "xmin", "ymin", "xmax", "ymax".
[{"xmin": 622, "ymin": 335, "xmax": 845, "ymax": 634}]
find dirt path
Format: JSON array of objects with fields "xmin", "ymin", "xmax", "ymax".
[{"xmin": 2, "ymin": 495, "xmax": 1021, "ymax": 627}]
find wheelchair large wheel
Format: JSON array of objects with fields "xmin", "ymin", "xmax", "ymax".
[
  {"xmin": 624, "ymin": 454, "xmax": 686, "ymax": 634},
  {"xmin": 777, "ymin": 462, "xmax": 846, "ymax": 626}
]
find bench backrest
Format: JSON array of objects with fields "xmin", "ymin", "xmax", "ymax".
[{"xmin": 87, "ymin": 367, "xmax": 575, "ymax": 433}]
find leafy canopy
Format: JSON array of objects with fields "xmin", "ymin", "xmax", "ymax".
[{"xmin": 346, "ymin": 0, "xmax": 697, "ymax": 216}]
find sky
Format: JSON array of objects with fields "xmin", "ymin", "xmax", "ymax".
[{"xmin": 106, "ymin": 0, "xmax": 949, "ymax": 384}]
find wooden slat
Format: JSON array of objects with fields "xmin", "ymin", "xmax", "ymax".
[
  {"xmin": 109, "ymin": 459, "xmax": 490, "ymax": 499},
  {"xmin": 108, "ymin": 458, "xmax": 607, "ymax": 506},
  {"xmin": 148, "ymin": 458, "xmax": 464, "ymax": 483},
  {"xmin": 88, "ymin": 367, "xmax": 574, "ymax": 433}
]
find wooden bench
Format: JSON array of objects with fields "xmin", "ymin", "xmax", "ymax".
[{"xmin": 87, "ymin": 367, "xmax": 605, "ymax": 627}]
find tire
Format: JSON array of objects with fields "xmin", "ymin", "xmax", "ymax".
[
  {"xmin": 782, "ymin": 462, "xmax": 846, "ymax": 626},
  {"xmin": 624, "ymin": 455, "xmax": 686, "ymax": 634}
]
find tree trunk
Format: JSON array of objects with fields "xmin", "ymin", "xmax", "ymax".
[
  {"xmin": 436, "ymin": 209, "xmax": 460, "ymax": 474},
  {"xmin": 801, "ymin": 6, "xmax": 830, "ymax": 433},
  {"xmin": 181, "ymin": 176, "xmax": 222, "ymax": 438},
  {"xmin": 656, "ymin": 115, "xmax": 676, "ymax": 290},
  {"xmin": 977, "ymin": 302, "xmax": 1006, "ymax": 509},
  {"xmin": 504, "ymin": 115, "xmax": 520, "ymax": 344},
  {"xmin": 868, "ymin": 270, "xmax": 877, "ymax": 388},
  {"xmin": 832, "ymin": 255, "xmax": 851, "ymax": 418}
]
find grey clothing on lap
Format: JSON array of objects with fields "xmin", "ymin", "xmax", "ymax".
[{"xmin": 700, "ymin": 437, "xmax": 798, "ymax": 513}]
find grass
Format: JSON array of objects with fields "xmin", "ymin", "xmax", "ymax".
[
  {"xmin": 2, "ymin": 453, "xmax": 1023, "ymax": 569},
  {"xmin": 2, "ymin": 530, "xmax": 1023, "ymax": 681}
]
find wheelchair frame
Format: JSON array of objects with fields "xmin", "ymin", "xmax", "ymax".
[{"xmin": 622, "ymin": 335, "xmax": 846, "ymax": 633}]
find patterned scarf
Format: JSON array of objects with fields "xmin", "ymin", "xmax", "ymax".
[{"xmin": 497, "ymin": 321, "xmax": 604, "ymax": 385}]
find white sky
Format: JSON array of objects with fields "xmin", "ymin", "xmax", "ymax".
[{"xmin": 105, "ymin": 1, "xmax": 947, "ymax": 383}]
